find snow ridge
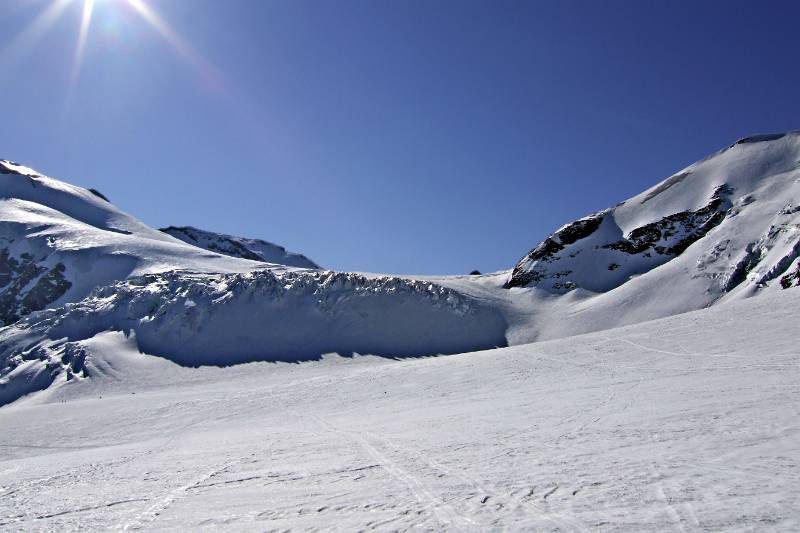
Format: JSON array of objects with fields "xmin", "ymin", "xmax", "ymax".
[
  {"xmin": 506, "ymin": 132, "xmax": 800, "ymax": 298},
  {"xmin": 0, "ymin": 269, "xmax": 507, "ymax": 405},
  {"xmin": 161, "ymin": 226, "xmax": 320, "ymax": 269}
]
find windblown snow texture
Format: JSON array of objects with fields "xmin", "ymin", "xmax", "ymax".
[
  {"xmin": 1, "ymin": 136, "xmax": 799, "ymax": 530},
  {"xmin": 0, "ymin": 287, "xmax": 798, "ymax": 531}
]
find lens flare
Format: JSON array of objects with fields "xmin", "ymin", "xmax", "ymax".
[
  {"xmin": 4, "ymin": 0, "xmax": 225, "ymax": 99},
  {"xmin": 124, "ymin": 0, "xmax": 224, "ymax": 91},
  {"xmin": 0, "ymin": 0, "xmax": 71, "ymax": 67},
  {"xmin": 70, "ymin": 0, "xmax": 95, "ymax": 87}
]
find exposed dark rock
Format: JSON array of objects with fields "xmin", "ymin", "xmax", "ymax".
[
  {"xmin": 160, "ymin": 226, "xmax": 319, "ymax": 268},
  {"xmin": 162, "ymin": 226, "xmax": 265, "ymax": 261},
  {"xmin": 505, "ymin": 239, "xmax": 564, "ymax": 289},
  {"xmin": 552, "ymin": 281, "xmax": 576, "ymax": 291},
  {"xmin": 506, "ymin": 185, "xmax": 734, "ymax": 291},
  {"xmin": 469, "ymin": 270, "xmax": 481, "ymax": 276},
  {"xmin": 780, "ymin": 263, "xmax": 800, "ymax": 289},
  {"xmin": 0, "ymin": 249, "xmax": 71, "ymax": 326},
  {"xmin": 529, "ymin": 238, "xmax": 564, "ymax": 261},
  {"xmin": 505, "ymin": 214, "xmax": 607, "ymax": 289},
  {"xmin": 555, "ymin": 216, "xmax": 604, "ymax": 245},
  {"xmin": 21, "ymin": 263, "xmax": 71, "ymax": 313},
  {"xmin": 604, "ymin": 185, "xmax": 732, "ymax": 256},
  {"xmin": 735, "ymin": 133, "xmax": 786, "ymax": 145},
  {"xmin": 88, "ymin": 188, "xmax": 110, "ymax": 202}
]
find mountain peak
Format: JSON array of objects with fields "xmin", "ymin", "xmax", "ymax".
[
  {"xmin": 506, "ymin": 131, "xmax": 800, "ymax": 301},
  {"xmin": 160, "ymin": 225, "xmax": 320, "ymax": 269}
]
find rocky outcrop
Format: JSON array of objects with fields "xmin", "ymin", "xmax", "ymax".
[
  {"xmin": 506, "ymin": 185, "xmax": 734, "ymax": 291},
  {"xmin": 161, "ymin": 226, "xmax": 319, "ymax": 269},
  {"xmin": 0, "ymin": 248, "xmax": 71, "ymax": 326},
  {"xmin": 603, "ymin": 185, "xmax": 732, "ymax": 257},
  {"xmin": 505, "ymin": 214, "xmax": 605, "ymax": 289},
  {"xmin": 780, "ymin": 263, "xmax": 800, "ymax": 289}
]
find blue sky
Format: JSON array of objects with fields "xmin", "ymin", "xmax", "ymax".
[{"xmin": 1, "ymin": 0, "xmax": 799, "ymax": 274}]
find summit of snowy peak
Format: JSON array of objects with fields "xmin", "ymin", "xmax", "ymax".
[
  {"xmin": 0, "ymin": 160, "xmax": 262, "ymax": 326},
  {"xmin": 0, "ymin": 159, "xmax": 172, "ymax": 241},
  {"xmin": 506, "ymin": 132, "xmax": 800, "ymax": 303},
  {"xmin": 732, "ymin": 131, "xmax": 800, "ymax": 145},
  {"xmin": 160, "ymin": 225, "xmax": 320, "ymax": 269}
]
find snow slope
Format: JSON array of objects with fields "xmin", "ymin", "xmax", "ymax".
[
  {"xmin": 0, "ymin": 287, "xmax": 797, "ymax": 531},
  {"xmin": 0, "ymin": 159, "xmax": 263, "ymax": 325},
  {"xmin": 0, "ymin": 160, "xmax": 509, "ymax": 404},
  {"xmin": 494, "ymin": 132, "xmax": 800, "ymax": 342},
  {"xmin": 3, "ymin": 133, "xmax": 800, "ymax": 403},
  {"xmin": 508, "ymin": 132, "xmax": 800, "ymax": 295},
  {"xmin": 160, "ymin": 226, "xmax": 319, "ymax": 269}
]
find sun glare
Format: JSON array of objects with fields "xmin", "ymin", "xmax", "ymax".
[
  {"xmin": 70, "ymin": 0, "xmax": 95, "ymax": 87},
  {"xmin": 8, "ymin": 0, "xmax": 224, "ymax": 102}
]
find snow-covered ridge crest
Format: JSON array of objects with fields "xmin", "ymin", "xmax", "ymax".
[
  {"xmin": 0, "ymin": 269, "xmax": 507, "ymax": 405},
  {"xmin": 0, "ymin": 159, "xmax": 303, "ymax": 326},
  {"xmin": 161, "ymin": 225, "xmax": 320, "ymax": 269},
  {"xmin": 506, "ymin": 131, "xmax": 800, "ymax": 297}
]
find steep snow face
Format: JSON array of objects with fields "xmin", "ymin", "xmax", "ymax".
[
  {"xmin": 0, "ymin": 270, "xmax": 507, "ymax": 405},
  {"xmin": 0, "ymin": 160, "xmax": 266, "ymax": 326},
  {"xmin": 161, "ymin": 226, "xmax": 319, "ymax": 269},
  {"xmin": 507, "ymin": 132, "xmax": 800, "ymax": 299}
]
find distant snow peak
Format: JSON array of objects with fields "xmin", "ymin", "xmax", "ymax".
[
  {"xmin": 0, "ymin": 159, "xmax": 36, "ymax": 176},
  {"xmin": 161, "ymin": 226, "xmax": 320, "ymax": 269}
]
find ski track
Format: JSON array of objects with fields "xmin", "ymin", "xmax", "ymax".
[
  {"xmin": 311, "ymin": 414, "xmax": 478, "ymax": 531},
  {"xmin": 120, "ymin": 458, "xmax": 241, "ymax": 531},
  {"xmin": 0, "ymin": 290, "xmax": 798, "ymax": 531}
]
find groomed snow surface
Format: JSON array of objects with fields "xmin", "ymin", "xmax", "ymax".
[{"xmin": 0, "ymin": 288, "xmax": 798, "ymax": 531}]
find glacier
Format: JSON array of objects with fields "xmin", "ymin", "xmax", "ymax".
[{"xmin": 0, "ymin": 133, "xmax": 798, "ymax": 531}]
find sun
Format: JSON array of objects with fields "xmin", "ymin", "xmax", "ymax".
[
  {"xmin": 8, "ymin": 0, "xmax": 223, "ymax": 98},
  {"xmin": 72, "ymin": 0, "xmax": 181, "ymax": 83}
]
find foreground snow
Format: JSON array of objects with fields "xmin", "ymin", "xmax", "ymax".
[{"xmin": 1, "ymin": 288, "xmax": 797, "ymax": 531}]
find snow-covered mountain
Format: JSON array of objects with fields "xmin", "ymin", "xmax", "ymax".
[
  {"xmin": 507, "ymin": 132, "xmax": 800, "ymax": 295},
  {"xmin": 0, "ymin": 160, "xmax": 507, "ymax": 404},
  {"xmin": 0, "ymin": 159, "xmax": 262, "ymax": 327},
  {"xmin": 160, "ymin": 225, "xmax": 319, "ymax": 268},
  {"xmin": 497, "ymin": 132, "xmax": 800, "ymax": 339},
  {"xmin": 2, "ymin": 132, "xmax": 800, "ymax": 406}
]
